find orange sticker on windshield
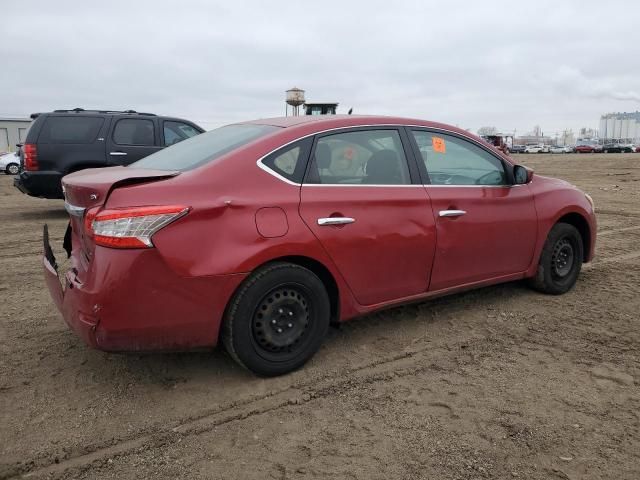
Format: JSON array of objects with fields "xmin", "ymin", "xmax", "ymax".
[{"xmin": 432, "ymin": 136, "xmax": 446, "ymax": 153}]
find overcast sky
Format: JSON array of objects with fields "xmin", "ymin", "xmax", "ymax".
[{"xmin": 2, "ymin": 0, "xmax": 639, "ymax": 137}]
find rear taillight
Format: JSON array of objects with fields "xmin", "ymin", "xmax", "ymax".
[
  {"xmin": 86, "ymin": 205, "xmax": 189, "ymax": 249},
  {"xmin": 24, "ymin": 143, "xmax": 38, "ymax": 171}
]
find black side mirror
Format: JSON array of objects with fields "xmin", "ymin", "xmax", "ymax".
[{"xmin": 514, "ymin": 165, "xmax": 533, "ymax": 184}]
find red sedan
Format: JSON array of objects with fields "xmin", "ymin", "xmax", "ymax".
[
  {"xmin": 575, "ymin": 144, "xmax": 596, "ymax": 153},
  {"xmin": 44, "ymin": 115, "xmax": 597, "ymax": 376}
]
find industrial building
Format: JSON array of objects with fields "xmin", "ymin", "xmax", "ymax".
[
  {"xmin": 598, "ymin": 112, "xmax": 640, "ymax": 142},
  {"xmin": 0, "ymin": 117, "xmax": 31, "ymax": 152}
]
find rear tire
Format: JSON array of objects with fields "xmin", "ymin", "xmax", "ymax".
[
  {"xmin": 5, "ymin": 163, "xmax": 19, "ymax": 175},
  {"xmin": 528, "ymin": 223, "xmax": 583, "ymax": 295},
  {"xmin": 222, "ymin": 262, "xmax": 330, "ymax": 376}
]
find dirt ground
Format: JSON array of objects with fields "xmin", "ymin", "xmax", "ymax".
[{"xmin": 0, "ymin": 153, "xmax": 638, "ymax": 480}]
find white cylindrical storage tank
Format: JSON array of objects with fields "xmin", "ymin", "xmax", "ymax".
[
  {"xmin": 607, "ymin": 118, "xmax": 615, "ymax": 140},
  {"xmin": 614, "ymin": 118, "xmax": 622, "ymax": 139},
  {"xmin": 599, "ymin": 118, "xmax": 607, "ymax": 139}
]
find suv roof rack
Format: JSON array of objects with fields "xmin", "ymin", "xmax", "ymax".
[{"xmin": 51, "ymin": 108, "xmax": 157, "ymax": 116}]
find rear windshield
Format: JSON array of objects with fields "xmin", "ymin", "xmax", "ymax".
[
  {"xmin": 130, "ymin": 124, "xmax": 279, "ymax": 171},
  {"xmin": 38, "ymin": 116, "xmax": 105, "ymax": 144}
]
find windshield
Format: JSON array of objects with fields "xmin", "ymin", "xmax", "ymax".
[{"xmin": 130, "ymin": 124, "xmax": 279, "ymax": 171}]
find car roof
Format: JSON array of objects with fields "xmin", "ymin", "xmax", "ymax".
[{"xmin": 239, "ymin": 114, "xmax": 474, "ymax": 138}]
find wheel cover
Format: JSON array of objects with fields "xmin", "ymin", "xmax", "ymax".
[
  {"xmin": 551, "ymin": 237, "xmax": 574, "ymax": 278},
  {"xmin": 8, "ymin": 164, "xmax": 19, "ymax": 175},
  {"xmin": 251, "ymin": 285, "xmax": 311, "ymax": 355}
]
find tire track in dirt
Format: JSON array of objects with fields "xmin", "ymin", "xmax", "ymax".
[
  {"xmin": 7, "ymin": 247, "xmax": 640, "ymax": 480},
  {"xmin": 597, "ymin": 225, "xmax": 640, "ymax": 236},
  {"xmin": 6, "ymin": 350, "xmax": 417, "ymax": 479}
]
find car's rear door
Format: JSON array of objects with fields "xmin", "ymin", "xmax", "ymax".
[
  {"xmin": 299, "ymin": 127, "xmax": 436, "ymax": 306},
  {"xmin": 106, "ymin": 116, "xmax": 162, "ymax": 165},
  {"xmin": 408, "ymin": 129, "xmax": 537, "ymax": 291}
]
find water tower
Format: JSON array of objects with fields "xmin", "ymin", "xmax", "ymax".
[{"xmin": 285, "ymin": 87, "xmax": 305, "ymax": 116}]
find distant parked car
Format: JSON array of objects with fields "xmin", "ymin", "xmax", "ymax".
[
  {"xmin": 524, "ymin": 144, "xmax": 543, "ymax": 153},
  {"xmin": 0, "ymin": 152, "xmax": 20, "ymax": 175},
  {"xmin": 510, "ymin": 145, "xmax": 526, "ymax": 154},
  {"xmin": 602, "ymin": 143, "xmax": 634, "ymax": 153},
  {"xmin": 550, "ymin": 145, "xmax": 571, "ymax": 154},
  {"xmin": 14, "ymin": 108, "xmax": 204, "ymax": 199},
  {"xmin": 575, "ymin": 145, "xmax": 596, "ymax": 153}
]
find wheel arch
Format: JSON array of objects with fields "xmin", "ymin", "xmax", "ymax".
[
  {"xmin": 221, "ymin": 254, "xmax": 341, "ymax": 338},
  {"xmin": 264, "ymin": 255, "xmax": 340, "ymax": 324},
  {"xmin": 555, "ymin": 212, "xmax": 591, "ymax": 262}
]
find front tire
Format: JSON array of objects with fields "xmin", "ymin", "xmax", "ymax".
[
  {"xmin": 5, "ymin": 163, "xmax": 19, "ymax": 175},
  {"xmin": 528, "ymin": 223, "xmax": 583, "ymax": 295},
  {"xmin": 222, "ymin": 262, "xmax": 331, "ymax": 376}
]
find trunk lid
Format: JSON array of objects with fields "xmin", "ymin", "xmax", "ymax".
[{"xmin": 62, "ymin": 166, "xmax": 179, "ymax": 208}]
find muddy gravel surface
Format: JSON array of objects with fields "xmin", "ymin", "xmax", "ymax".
[{"xmin": 1, "ymin": 154, "xmax": 639, "ymax": 479}]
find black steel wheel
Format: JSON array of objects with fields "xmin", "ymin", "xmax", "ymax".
[
  {"xmin": 550, "ymin": 238, "xmax": 574, "ymax": 279},
  {"xmin": 251, "ymin": 285, "xmax": 311, "ymax": 357},
  {"xmin": 528, "ymin": 223, "xmax": 583, "ymax": 295},
  {"xmin": 222, "ymin": 262, "xmax": 330, "ymax": 376}
]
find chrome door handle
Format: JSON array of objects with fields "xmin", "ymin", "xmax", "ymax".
[
  {"xmin": 317, "ymin": 217, "xmax": 355, "ymax": 226},
  {"xmin": 439, "ymin": 209, "xmax": 466, "ymax": 218},
  {"xmin": 109, "ymin": 151, "xmax": 128, "ymax": 156}
]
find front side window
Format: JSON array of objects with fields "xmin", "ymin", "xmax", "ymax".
[
  {"xmin": 163, "ymin": 121, "xmax": 201, "ymax": 146},
  {"xmin": 307, "ymin": 129, "xmax": 411, "ymax": 185},
  {"xmin": 131, "ymin": 124, "xmax": 278, "ymax": 171},
  {"xmin": 113, "ymin": 119, "xmax": 155, "ymax": 146},
  {"xmin": 411, "ymin": 130, "xmax": 506, "ymax": 185}
]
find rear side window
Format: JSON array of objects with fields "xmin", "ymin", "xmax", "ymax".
[
  {"xmin": 306, "ymin": 129, "xmax": 411, "ymax": 185},
  {"xmin": 163, "ymin": 121, "xmax": 201, "ymax": 146},
  {"xmin": 38, "ymin": 116, "xmax": 104, "ymax": 144},
  {"xmin": 131, "ymin": 124, "xmax": 279, "ymax": 171},
  {"xmin": 113, "ymin": 119, "xmax": 155, "ymax": 146},
  {"xmin": 261, "ymin": 138, "xmax": 312, "ymax": 183}
]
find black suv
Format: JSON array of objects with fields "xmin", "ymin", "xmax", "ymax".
[
  {"xmin": 14, "ymin": 108, "xmax": 204, "ymax": 199},
  {"xmin": 602, "ymin": 143, "xmax": 634, "ymax": 153}
]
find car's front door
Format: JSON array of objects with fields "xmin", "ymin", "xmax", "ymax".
[
  {"xmin": 409, "ymin": 129, "xmax": 538, "ymax": 291},
  {"xmin": 161, "ymin": 120, "xmax": 202, "ymax": 147},
  {"xmin": 299, "ymin": 128, "xmax": 436, "ymax": 306},
  {"xmin": 107, "ymin": 117, "xmax": 162, "ymax": 165}
]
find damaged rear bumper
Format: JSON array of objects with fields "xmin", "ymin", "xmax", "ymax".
[
  {"xmin": 42, "ymin": 224, "xmax": 246, "ymax": 352},
  {"xmin": 43, "ymin": 224, "xmax": 100, "ymax": 347}
]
